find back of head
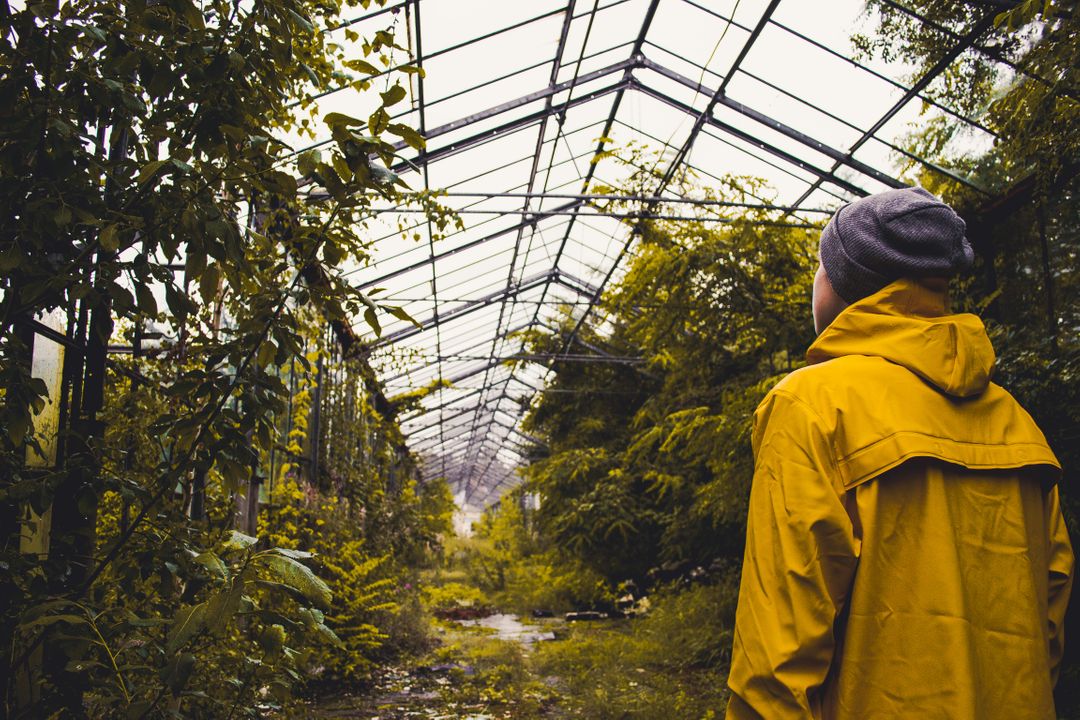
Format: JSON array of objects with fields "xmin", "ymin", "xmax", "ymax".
[{"xmin": 819, "ymin": 186, "xmax": 973, "ymax": 304}]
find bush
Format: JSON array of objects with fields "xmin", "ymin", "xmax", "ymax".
[{"xmin": 421, "ymin": 581, "xmax": 490, "ymax": 612}]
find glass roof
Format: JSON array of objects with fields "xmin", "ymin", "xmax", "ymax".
[{"xmin": 295, "ymin": 0, "xmax": 1005, "ymax": 510}]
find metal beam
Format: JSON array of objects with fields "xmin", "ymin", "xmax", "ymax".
[
  {"xmin": 635, "ymin": 81, "xmax": 871, "ymax": 197},
  {"xmin": 402, "ymin": 387, "xmax": 483, "ymax": 423},
  {"xmin": 637, "ymin": 57, "xmax": 905, "ymax": 191},
  {"xmin": 675, "ymin": 0, "xmax": 1000, "ymax": 138},
  {"xmin": 373, "ymin": 270, "xmax": 552, "ymax": 348},
  {"xmin": 424, "ymin": 415, "xmax": 541, "ymax": 453},
  {"xmin": 386, "ymin": 320, "xmax": 537, "ymax": 386},
  {"xmin": 389, "ymin": 58, "xmax": 636, "ymax": 171},
  {"xmin": 355, "ymin": 200, "xmax": 583, "ymax": 290},
  {"xmin": 457, "ymin": 0, "xmax": 664, "ymax": 499},
  {"xmin": 791, "ymin": 9, "xmax": 999, "ymax": 207},
  {"xmin": 300, "ymin": 3, "xmax": 575, "ymax": 108},
  {"xmin": 394, "ymin": 191, "xmax": 833, "ymax": 213},
  {"xmin": 337, "ymin": 124, "xmax": 609, "ymax": 261},
  {"xmin": 468, "ymin": 4, "xmax": 783, "ymax": 501},
  {"xmin": 410, "ymin": 395, "xmax": 515, "ymax": 443}
]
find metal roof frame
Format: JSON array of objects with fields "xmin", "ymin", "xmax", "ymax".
[{"xmin": 326, "ymin": 0, "xmax": 1005, "ymax": 508}]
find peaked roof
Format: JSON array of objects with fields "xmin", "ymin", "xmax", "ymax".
[{"xmin": 308, "ymin": 0, "xmax": 1005, "ymax": 510}]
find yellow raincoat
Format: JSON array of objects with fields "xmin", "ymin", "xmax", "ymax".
[{"xmin": 726, "ymin": 278, "xmax": 1074, "ymax": 719}]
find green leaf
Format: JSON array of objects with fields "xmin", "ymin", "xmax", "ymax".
[
  {"xmin": 368, "ymin": 108, "xmax": 390, "ymax": 135},
  {"xmin": 285, "ymin": 7, "xmax": 314, "ymax": 32},
  {"xmin": 387, "ymin": 123, "xmax": 425, "ymax": 151},
  {"xmin": 222, "ymin": 530, "xmax": 258, "ymax": 551},
  {"xmin": 256, "ymin": 340, "xmax": 276, "ymax": 368},
  {"xmin": 380, "ymin": 84, "xmax": 407, "ymax": 107},
  {"xmin": 135, "ymin": 283, "xmax": 157, "ymax": 316},
  {"xmin": 398, "ymin": 64, "xmax": 426, "ymax": 78},
  {"xmin": 383, "ymin": 305, "xmax": 421, "ymax": 329},
  {"xmin": 166, "ymin": 603, "xmax": 206, "ymax": 653},
  {"xmin": 300, "ymin": 62, "xmax": 321, "ymax": 88},
  {"xmin": 177, "ymin": 0, "xmax": 205, "ymax": 30},
  {"xmin": 364, "ymin": 307, "xmax": 381, "ymax": 337},
  {"xmin": 193, "ymin": 551, "xmax": 228, "ymax": 580},
  {"xmin": 344, "ymin": 59, "xmax": 379, "ymax": 75},
  {"xmin": 314, "ymin": 622, "xmax": 344, "ymax": 648},
  {"xmin": 164, "ymin": 282, "xmax": 192, "ymax": 322},
  {"xmin": 369, "ymin": 164, "xmax": 398, "ymax": 187},
  {"xmin": 257, "ymin": 624, "xmax": 286, "ymax": 657},
  {"xmin": 19, "ymin": 613, "xmax": 88, "ymax": 630},
  {"xmin": 324, "ymin": 111, "xmax": 364, "ymax": 127},
  {"xmin": 331, "ymin": 153, "xmax": 352, "ymax": 182},
  {"xmin": 323, "ymin": 240, "xmax": 345, "ymax": 266},
  {"xmin": 205, "ymin": 581, "xmax": 244, "ymax": 634},
  {"xmin": 109, "ymin": 283, "xmax": 135, "ymax": 314},
  {"xmin": 199, "ymin": 263, "xmax": 220, "ymax": 304},
  {"xmin": 6, "ymin": 411, "xmax": 28, "ymax": 446},
  {"xmin": 137, "ymin": 160, "xmax": 168, "ymax": 185},
  {"xmin": 98, "ymin": 224, "xmax": 120, "ymax": 251},
  {"xmin": 297, "ymin": 150, "xmax": 320, "ymax": 177},
  {"xmin": 258, "ymin": 555, "xmax": 332, "ymax": 611},
  {"xmin": 163, "ymin": 652, "xmax": 196, "ymax": 696},
  {"xmin": 298, "ymin": 607, "xmax": 345, "ymax": 648},
  {"xmin": 272, "ymin": 547, "xmax": 313, "ymax": 560}
]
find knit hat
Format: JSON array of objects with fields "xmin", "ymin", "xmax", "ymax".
[{"xmin": 819, "ymin": 186, "xmax": 973, "ymax": 304}]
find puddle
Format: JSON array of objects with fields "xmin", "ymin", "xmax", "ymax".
[{"xmin": 455, "ymin": 613, "xmax": 557, "ymax": 646}]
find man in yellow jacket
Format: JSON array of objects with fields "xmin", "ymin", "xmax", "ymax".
[{"xmin": 726, "ymin": 186, "xmax": 1074, "ymax": 719}]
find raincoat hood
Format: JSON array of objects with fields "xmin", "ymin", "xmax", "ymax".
[{"xmin": 806, "ymin": 278, "xmax": 994, "ymax": 398}]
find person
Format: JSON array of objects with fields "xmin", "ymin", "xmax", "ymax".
[{"xmin": 724, "ymin": 186, "xmax": 1074, "ymax": 719}]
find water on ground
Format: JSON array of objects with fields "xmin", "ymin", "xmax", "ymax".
[
  {"xmin": 455, "ymin": 613, "xmax": 557, "ymax": 646},
  {"xmin": 307, "ymin": 612, "xmax": 563, "ymax": 719}
]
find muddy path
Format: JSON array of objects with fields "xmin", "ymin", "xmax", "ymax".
[{"xmin": 306, "ymin": 612, "xmax": 567, "ymax": 719}]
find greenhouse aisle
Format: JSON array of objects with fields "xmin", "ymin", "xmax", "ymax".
[
  {"xmin": 304, "ymin": 540, "xmax": 735, "ymax": 720},
  {"xmin": 2, "ymin": 0, "xmax": 1077, "ymax": 717}
]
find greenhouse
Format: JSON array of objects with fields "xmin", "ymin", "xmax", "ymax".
[{"xmin": 1, "ymin": 0, "xmax": 1077, "ymax": 717}]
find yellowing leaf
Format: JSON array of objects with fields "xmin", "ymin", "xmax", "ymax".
[
  {"xmin": 387, "ymin": 123, "xmax": 425, "ymax": 151},
  {"xmin": 380, "ymin": 84, "xmax": 407, "ymax": 107},
  {"xmin": 259, "ymin": 554, "xmax": 332, "ymax": 610},
  {"xmin": 99, "ymin": 224, "xmax": 120, "ymax": 251}
]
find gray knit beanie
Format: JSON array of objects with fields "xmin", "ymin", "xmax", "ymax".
[{"xmin": 819, "ymin": 186, "xmax": 973, "ymax": 303}]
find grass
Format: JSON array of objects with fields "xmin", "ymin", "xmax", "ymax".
[{"xmin": 412, "ymin": 581, "xmax": 736, "ymax": 719}]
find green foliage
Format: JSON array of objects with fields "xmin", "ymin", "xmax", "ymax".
[
  {"xmin": 13, "ymin": 530, "xmax": 342, "ymax": 717},
  {"xmin": 854, "ymin": 0, "xmax": 1078, "ymax": 191},
  {"xmin": 462, "ymin": 494, "xmax": 614, "ymax": 612},
  {"xmin": 0, "ymin": 0, "xmax": 456, "ymax": 710},
  {"xmin": 521, "ymin": 151, "xmax": 819, "ymax": 583},
  {"xmin": 422, "ymin": 581, "xmax": 491, "ymax": 612},
  {"xmin": 426, "ymin": 626, "xmax": 553, "ymax": 714},
  {"xmin": 530, "ymin": 582, "xmax": 736, "ymax": 720}
]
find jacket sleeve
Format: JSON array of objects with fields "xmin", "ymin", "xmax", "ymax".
[
  {"xmin": 726, "ymin": 389, "xmax": 859, "ymax": 720},
  {"xmin": 1047, "ymin": 483, "xmax": 1074, "ymax": 686}
]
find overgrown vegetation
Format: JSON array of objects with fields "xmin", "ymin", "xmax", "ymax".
[
  {"xmin": 0, "ymin": 0, "xmax": 457, "ymax": 714},
  {"xmin": 1, "ymin": 0, "xmax": 1076, "ymax": 717},
  {"xmin": 503, "ymin": 3, "xmax": 1080, "ymax": 715}
]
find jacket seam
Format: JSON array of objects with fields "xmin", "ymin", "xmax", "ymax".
[
  {"xmin": 839, "ymin": 430, "xmax": 1054, "ymax": 466},
  {"xmin": 766, "ymin": 388, "xmax": 843, "ymax": 478}
]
